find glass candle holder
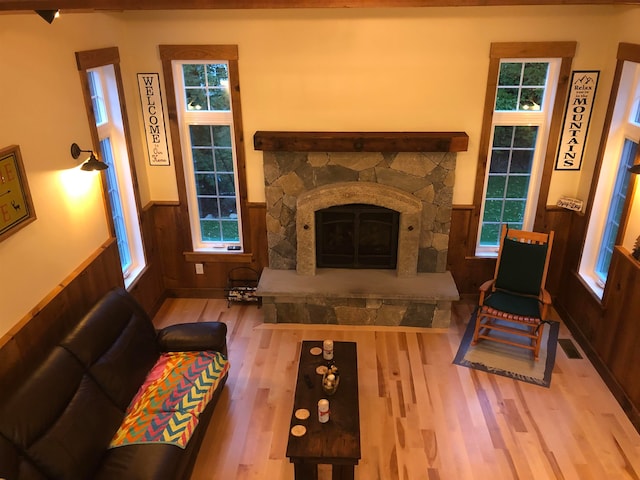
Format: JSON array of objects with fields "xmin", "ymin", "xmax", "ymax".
[{"xmin": 322, "ymin": 365, "xmax": 340, "ymax": 395}]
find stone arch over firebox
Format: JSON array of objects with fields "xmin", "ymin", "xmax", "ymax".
[{"xmin": 297, "ymin": 182, "xmax": 422, "ymax": 276}]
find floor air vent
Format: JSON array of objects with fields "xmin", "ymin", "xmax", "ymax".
[{"xmin": 558, "ymin": 338, "xmax": 583, "ymax": 359}]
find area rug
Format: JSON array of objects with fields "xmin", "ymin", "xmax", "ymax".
[{"xmin": 453, "ymin": 312, "xmax": 559, "ymax": 387}]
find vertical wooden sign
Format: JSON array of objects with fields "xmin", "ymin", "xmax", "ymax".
[
  {"xmin": 555, "ymin": 71, "xmax": 599, "ymax": 171},
  {"xmin": 137, "ymin": 73, "xmax": 171, "ymax": 166}
]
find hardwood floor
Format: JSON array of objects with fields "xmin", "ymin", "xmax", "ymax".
[{"xmin": 152, "ymin": 298, "xmax": 640, "ymax": 480}]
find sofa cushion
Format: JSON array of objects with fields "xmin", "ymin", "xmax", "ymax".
[
  {"xmin": 157, "ymin": 322, "xmax": 228, "ymax": 355},
  {"xmin": 0, "ymin": 347, "xmax": 123, "ymax": 480},
  {"xmin": 61, "ymin": 288, "xmax": 160, "ymax": 410}
]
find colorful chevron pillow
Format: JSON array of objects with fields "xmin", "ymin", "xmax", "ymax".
[{"xmin": 110, "ymin": 351, "xmax": 229, "ymax": 449}]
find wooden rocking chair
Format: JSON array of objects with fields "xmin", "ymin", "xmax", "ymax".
[{"xmin": 472, "ymin": 225, "xmax": 554, "ymax": 360}]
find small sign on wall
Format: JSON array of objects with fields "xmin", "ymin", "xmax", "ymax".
[
  {"xmin": 137, "ymin": 73, "xmax": 170, "ymax": 166},
  {"xmin": 555, "ymin": 71, "xmax": 599, "ymax": 171}
]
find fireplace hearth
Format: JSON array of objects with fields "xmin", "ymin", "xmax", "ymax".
[{"xmin": 255, "ymin": 131, "xmax": 468, "ymax": 328}]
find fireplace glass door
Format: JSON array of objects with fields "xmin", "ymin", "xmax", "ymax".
[{"xmin": 315, "ymin": 204, "xmax": 399, "ymax": 269}]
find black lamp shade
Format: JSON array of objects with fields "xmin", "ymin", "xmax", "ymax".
[
  {"xmin": 81, "ymin": 154, "xmax": 109, "ymax": 171},
  {"xmin": 71, "ymin": 143, "xmax": 108, "ymax": 171}
]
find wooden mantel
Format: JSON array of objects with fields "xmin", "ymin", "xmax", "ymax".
[{"xmin": 253, "ymin": 131, "xmax": 469, "ymax": 153}]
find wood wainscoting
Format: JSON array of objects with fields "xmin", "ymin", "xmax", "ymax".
[
  {"xmin": 447, "ymin": 205, "xmax": 572, "ymax": 296},
  {"xmin": 0, "ymin": 239, "xmax": 124, "ymax": 391},
  {"xmin": 151, "ymin": 202, "xmax": 269, "ymax": 298}
]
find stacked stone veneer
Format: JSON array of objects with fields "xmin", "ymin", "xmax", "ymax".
[
  {"xmin": 259, "ymin": 149, "xmax": 459, "ymax": 327},
  {"xmin": 264, "ymin": 150, "xmax": 457, "ymax": 274}
]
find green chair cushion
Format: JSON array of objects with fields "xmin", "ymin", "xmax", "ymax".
[
  {"xmin": 483, "ymin": 291, "xmax": 541, "ymax": 319},
  {"xmin": 494, "ymin": 236, "xmax": 548, "ymax": 296}
]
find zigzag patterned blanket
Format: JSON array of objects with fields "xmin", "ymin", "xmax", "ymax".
[{"xmin": 110, "ymin": 351, "xmax": 229, "ymax": 449}]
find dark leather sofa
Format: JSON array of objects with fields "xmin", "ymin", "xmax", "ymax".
[{"xmin": 0, "ymin": 288, "xmax": 229, "ymax": 480}]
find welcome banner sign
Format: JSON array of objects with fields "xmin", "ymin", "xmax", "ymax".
[{"xmin": 137, "ymin": 73, "xmax": 171, "ymax": 166}]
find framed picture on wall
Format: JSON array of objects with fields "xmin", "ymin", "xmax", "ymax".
[{"xmin": 0, "ymin": 145, "xmax": 36, "ymax": 243}]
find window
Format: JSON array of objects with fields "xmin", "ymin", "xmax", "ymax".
[
  {"xmin": 478, "ymin": 59, "xmax": 559, "ymax": 253},
  {"xmin": 580, "ymin": 49, "xmax": 640, "ymax": 298},
  {"xmin": 472, "ymin": 43, "xmax": 576, "ymax": 257},
  {"xmin": 594, "ymin": 139, "xmax": 637, "ymax": 280},
  {"xmin": 76, "ymin": 49, "xmax": 146, "ymax": 287},
  {"xmin": 160, "ymin": 46, "xmax": 249, "ymax": 254}
]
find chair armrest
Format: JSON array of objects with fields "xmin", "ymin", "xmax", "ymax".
[
  {"xmin": 157, "ymin": 322, "xmax": 228, "ymax": 355},
  {"xmin": 478, "ymin": 279, "xmax": 495, "ymax": 305},
  {"xmin": 479, "ymin": 279, "xmax": 495, "ymax": 292},
  {"xmin": 540, "ymin": 288, "xmax": 552, "ymax": 305}
]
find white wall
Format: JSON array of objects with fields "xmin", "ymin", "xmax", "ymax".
[
  {"xmin": 0, "ymin": 13, "xmax": 123, "ymax": 337},
  {"xmin": 116, "ymin": 6, "xmax": 625, "ymax": 207},
  {"xmin": 0, "ymin": 5, "xmax": 636, "ymax": 337}
]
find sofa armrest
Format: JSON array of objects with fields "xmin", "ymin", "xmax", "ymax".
[{"xmin": 157, "ymin": 322, "xmax": 227, "ymax": 355}]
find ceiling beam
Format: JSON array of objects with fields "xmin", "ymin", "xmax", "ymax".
[{"xmin": 1, "ymin": 0, "xmax": 639, "ymax": 12}]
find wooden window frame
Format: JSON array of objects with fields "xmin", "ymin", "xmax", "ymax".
[
  {"xmin": 159, "ymin": 45, "xmax": 251, "ymax": 257},
  {"xmin": 469, "ymin": 42, "xmax": 576, "ymax": 257},
  {"xmin": 75, "ymin": 47, "xmax": 147, "ymax": 285}
]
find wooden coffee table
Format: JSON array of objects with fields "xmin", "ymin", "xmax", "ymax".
[{"xmin": 286, "ymin": 340, "xmax": 361, "ymax": 480}]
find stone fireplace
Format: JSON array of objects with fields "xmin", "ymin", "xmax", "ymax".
[{"xmin": 255, "ymin": 131, "xmax": 468, "ymax": 328}]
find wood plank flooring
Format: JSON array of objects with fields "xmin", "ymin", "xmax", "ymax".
[{"xmin": 152, "ymin": 298, "xmax": 640, "ymax": 480}]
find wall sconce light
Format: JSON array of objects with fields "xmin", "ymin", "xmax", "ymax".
[
  {"xmin": 70, "ymin": 143, "xmax": 108, "ymax": 171},
  {"xmin": 35, "ymin": 10, "xmax": 60, "ymax": 24}
]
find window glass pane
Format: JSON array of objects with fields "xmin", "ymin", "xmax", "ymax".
[
  {"xmin": 489, "ymin": 150, "xmax": 510, "ymax": 173},
  {"xmin": 513, "ymin": 126, "xmax": 538, "ymax": 148},
  {"xmin": 480, "ymin": 223, "xmax": 501, "ymax": 246},
  {"xmin": 217, "ymin": 174, "xmax": 236, "ymax": 196},
  {"xmin": 193, "ymin": 149, "xmax": 214, "ymax": 171},
  {"xmin": 87, "ymin": 71, "xmax": 108, "ymax": 125},
  {"xmin": 212, "ymin": 125, "xmax": 232, "ymax": 146},
  {"xmin": 483, "ymin": 200, "xmax": 503, "ymax": 222},
  {"xmin": 503, "ymin": 199, "xmax": 526, "ymax": 221},
  {"xmin": 486, "ymin": 175, "xmax": 506, "ymax": 198},
  {"xmin": 594, "ymin": 139, "xmax": 637, "ymax": 280},
  {"xmin": 520, "ymin": 88, "xmax": 544, "ymax": 110},
  {"xmin": 189, "ymin": 121, "xmax": 239, "ymax": 245},
  {"xmin": 221, "ymin": 220, "xmax": 239, "ymax": 242},
  {"xmin": 198, "ymin": 197, "xmax": 220, "ymax": 219},
  {"xmin": 522, "ymin": 62, "xmax": 549, "ymax": 86},
  {"xmin": 493, "ymin": 126, "xmax": 514, "ymax": 148},
  {"xmin": 196, "ymin": 173, "xmax": 217, "ymax": 195},
  {"xmin": 510, "ymin": 150, "xmax": 534, "ymax": 173},
  {"xmin": 183, "ymin": 64, "xmax": 206, "ymax": 86},
  {"xmin": 506, "ymin": 176, "xmax": 529, "ymax": 198},
  {"xmin": 214, "ymin": 148, "xmax": 234, "ymax": 172},
  {"xmin": 183, "ymin": 63, "xmax": 230, "ymax": 111},
  {"xmin": 201, "ymin": 219, "xmax": 221, "ymax": 241},
  {"xmin": 480, "ymin": 125, "xmax": 538, "ymax": 247},
  {"xmin": 190, "ymin": 125, "xmax": 213, "ymax": 146},
  {"xmin": 100, "ymin": 138, "xmax": 132, "ymax": 273},
  {"xmin": 634, "ymin": 98, "xmax": 640, "ymax": 125},
  {"xmin": 496, "ymin": 61, "xmax": 549, "ymax": 111},
  {"xmin": 498, "ymin": 63, "xmax": 522, "ymax": 86},
  {"xmin": 495, "ymin": 88, "xmax": 519, "ymax": 111}
]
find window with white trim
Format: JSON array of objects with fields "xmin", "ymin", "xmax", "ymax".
[
  {"xmin": 580, "ymin": 60, "xmax": 640, "ymax": 298},
  {"xmin": 172, "ymin": 61, "xmax": 243, "ymax": 251},
  {"xmin": 87, "ymin": 66, "xmax": 145, "ymax": 285},
  {"xmin": 476, "ymin": 59, "xmax": 561, "ymax": 256}
]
